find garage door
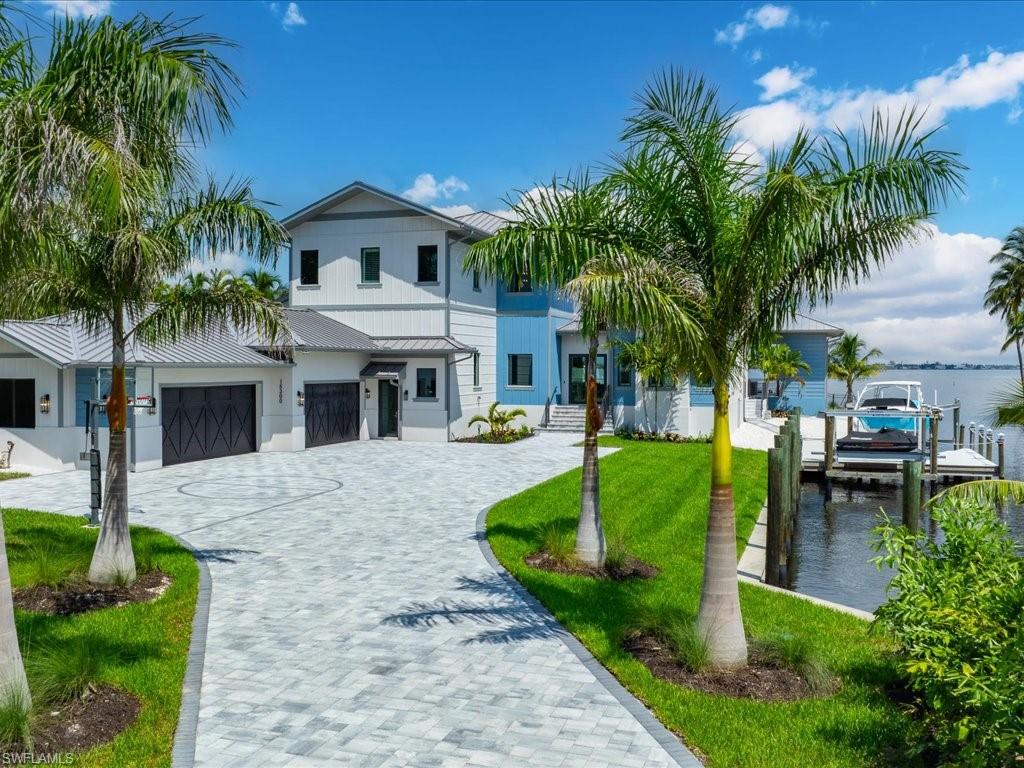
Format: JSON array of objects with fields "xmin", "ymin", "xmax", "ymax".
[
  {"xmin": 161, "ymin": 385, "xmax": 256, "ymax": 466},
  {"xmin": 305, "ymin": 382, "xmax": 360, "ymax": 447}
]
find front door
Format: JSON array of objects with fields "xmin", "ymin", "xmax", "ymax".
[
  {"xmin": 378, "ymin": 380, "xmax": 399, "ymax": 437},
  {"xmin": 568, "ymin": 354, "xmax": 606, "ymax": 405}
]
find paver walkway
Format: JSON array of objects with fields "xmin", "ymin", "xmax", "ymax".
[{"xmin": 0, "ymin": 434, "xmax": 691, "ymax": 767}]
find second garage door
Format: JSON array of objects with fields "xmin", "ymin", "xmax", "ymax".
[
  {"xmin": 305, "ymin": 382, "xmax": 360, "ymax": 447},
  {"xmin": 162, "ymin": 385, "xmax": 256, "ymax": 466}
]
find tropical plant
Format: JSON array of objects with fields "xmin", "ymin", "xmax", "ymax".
[
  {"xmin": 757, "ymin": 337, "xmax": 811, "ymax": 410},
  {"xmin": 0, "ymin": 509, "xmax": 29, "ymax": 721},
  {"xmin": 616, "ymin": 337, "xmax": 682, "ymax": 432},
  {"xmin": 986, "ymin": 227, "xmax": 1024, "ymax": 384},
  {"xmin": 827, "ymin": 333, "xmax": 886, "ymax": 407},
  {"xmin": 467, "ymin": 402, "xmax": 529, "ymax": 440},
  {"xmin": 464, "ymin": 174, "xmax": 694, "ymax": 567},
  {"xmin": 0, "ymin": 15, "xmax": 288, "ymax": 584},
  {"xmin": 873, "ymin": 499, "xmax": 1024, "ymax": 766},
  {"xmin": 615, "ymin": 72, "xmax": 962, "ymax": 668},
  {"xmin": 242, "ymin": 267, "xmax": 288, "ymax": 303}
]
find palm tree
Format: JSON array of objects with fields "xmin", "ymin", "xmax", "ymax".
[
  {"xmin": 758, "ymin": 338, "xmax": 811, "ymax": 410},
  {"xmin": 467, "ymin": 401, "xmax": 529, "ymax": 439},
  {"xmin": 0, "ymin": 508, "xmax": 29, "ymax": 719},
  {"xmin": 464, "ymin": 174, "xmax": 694, "ymax": 567},
  {"xmin": 0, "ymin": 15, "xmax": 288, "ymax": 584},
  {"xmin": 243, "ymin": 268, "xmax": 288, "ymax": 303},
  {"xmin": 828, "ymin": 333, "xmax": 886, "ymax": 407},
  {"xmin": 614, "ymin": 72, "xmax": 963, "ymax": 667},
  {"xmin": 986, "ymin": 228, "xmax": 1024, "ymax": 385},
  {"xmin": 616, "ymin": 337, "xmax": 681, "ymax": 432}
]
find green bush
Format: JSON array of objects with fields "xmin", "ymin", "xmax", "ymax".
[{"xmin": 872, "ymin": 499, "xmax": 1024, "ymax": 766}]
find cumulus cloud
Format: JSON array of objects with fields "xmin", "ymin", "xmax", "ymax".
[
  {"xmin": 715, "ymin": 4, "xmax": 793, "ymax": 47},
  {"xmin": 738, "ymin": 50, "xmax": 1024, "ymax": 154},
  {"xmin": 185, "ymin": 250, "xmax": 249, "ymax": 278},
  {"xmin": 282, "ymin": 2, "xmax": 306, "ymax": 28},
  {"xmin": 432, "ymin": 204, "xmax": 476, "ymax": 218},
  {"xmin": 755, "ymin": 65, "xmax": 815, "ymax": 101},
  {"xmin": 39, "ymin": 0, "xmax": 111, "ymax": 18},
  {"xmin": 813, "ymin": 226, "xmax": 1005, "ymax": 363},
  {"xmin": 402, "ymin": 173, "xmax": 469, "ymax": 204}
]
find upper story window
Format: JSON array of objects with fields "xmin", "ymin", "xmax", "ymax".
[
  {"xmin": 508, "ymin": 354, "xmax": 533, "ymax": 387},
  {"xmin": 0, "ymin": 378, "xmax": 35, "ymax": 429},
  {"xmin": 472, "ymin": 269, "xmax": 481, "ymax": 291},
  {"xmin": 417, "ymin": 245, "xmax": 438, "ymax": 283},
  {"xmin": 300, "ymin": 250, "xmax": 319, "ymax": 286},
  {"xmin": 473, "ymin": 353, "xmax": 480, "ymax": 387},
  {"xmin": 361, "ymin": 247, "xmax": 381, "ymax": 284},
  {"xmin": 617, "ymin": 364, "xmax": 633, "ymax": 388},
  {"xmin": 507, "ymin": 270, "xmax": 532, "ymax": 294},
  {"xmin": 416, "ymin": 368, "xmax": 437, "ymax": 399}
]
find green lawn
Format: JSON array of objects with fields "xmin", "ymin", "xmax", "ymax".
[
  {"xmin": 6, "ymin": 509, "xmax": 199, "ymax": 768},
  {"xmin": 487, "ymin": 438, "xmax": 909, "ymax": 768}
]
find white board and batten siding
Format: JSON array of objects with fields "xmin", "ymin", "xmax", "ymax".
[{"xmin": 448, "ymin": 240, "xmax": 497, "ymax": 437}]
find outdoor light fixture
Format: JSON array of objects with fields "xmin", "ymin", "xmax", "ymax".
[
  {"xmin": 297, "ymin": 390, "xmax": 305, "ymax": 408},
  {"xmin": 39, "ymin": 394, "xmax": 50, "ymax": 414},
  {"xmin": 364, "ymin": 387, "xmax": 371, "ymax": 399}
]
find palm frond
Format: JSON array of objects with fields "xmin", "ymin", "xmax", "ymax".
[{"xmin": 930, "ymin": 480, "xmax": 1024, "ymax": 507}]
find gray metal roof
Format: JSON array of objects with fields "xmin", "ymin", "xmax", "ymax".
[
  {"xmin": 241, "ymin": 308, "xmax": 378, "ymax": 352},
  {"xmin": 454, "ymin": 210, "xmax": 510, "ymax": 235},
  {"xmin": 0, "ymin": 315, "xmax": 288, "ymax": 368},
  {"xmin": 781, "ymin": 314, "xmax": 844, "ymax": 337},
  {"xmin": 281, "ymin": 180, "xmax": 493, "ymax": 240},
  {"xmin": 372, "ymin": 336, "xmax": 477, "ymax": 353},
  {"xmin": 360, "ymin": 362, "xmax": 406, "ymax": 379},
  {"xmin": 557, "ymin": 317, "xmax": 581, "ymax": 334}
]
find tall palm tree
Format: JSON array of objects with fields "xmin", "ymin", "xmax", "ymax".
[
  {"xmin": 758, "ymin": 339, "xmax": 811, "ymax": 409},
  {"xmin": 986, "ymin": 228, "xmax": 1024, "ymax": 384},
  {"xmin": 828, "ymin": 333, "xmax": 886, "ymax": 407},
  {"xmin": 243, "ymin": 267, "xmax": 288, "ymax": 303},
  {"xmin": 0, "ymin": 15, "xmax": 288, "ymax": 584},
  {"xmin": 615, "ymin": 72, "xmax": 963, "ymax": 667},
  {"xmin": 464, "ymin": 175, "xmax": 695, "ymax": 566}
]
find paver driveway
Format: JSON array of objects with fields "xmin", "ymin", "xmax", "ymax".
[{"xmin": 0, "ymin": 434, "xmax": 692, "ymax": 767}]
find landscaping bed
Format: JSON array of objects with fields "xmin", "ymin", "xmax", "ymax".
[
  {"xmin": 4, "ymin": 509, "xmax": 199, "ymax": 767},
  {"xmin": 458, "ymin": 427, "xmax": 534, "ymax": 444},
  {"xmin": 486, "ymin": 437, "xmax": 911, "ymax": 768},
  {"xmin": 0, "ymin": 472, "xmax": 29, "ymax": 482}
]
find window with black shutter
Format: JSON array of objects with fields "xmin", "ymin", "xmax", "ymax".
[
  {"xmin": 417, "ymin": 245, "xmax": 438, "ymax": 283},
  {"xmin": 361, "ymin": 247, "xmax": 381, "ymax": 284},
  {"xmin": 300, "ymin": 250, "xmax": 319, "ymax": 285},
  {"xmin": 0, "ymin": 379, "xmax": 35, "ymax": 428},
  {"xmin": 507, "ymin": 355, "xmax": 533, "ymax": 387}
]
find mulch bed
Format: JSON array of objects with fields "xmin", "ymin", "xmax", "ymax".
[
  {"xmin": 525, "ymin": 550, "xmax": 659, "ymax": 581},
  {"xmin": 457, "ymin": 432, "xmax": 535, "ymax": 444},
  {"xmin": 13, "ymin": 570, "xmax": 171, "ymax": 616},
  {"xmin": 624, "ymin": 632, "xmax": 834, "ymax": 702},
  {"xmin": 12, "ymin": 686, "xmax": 141, "ymax": 756}
]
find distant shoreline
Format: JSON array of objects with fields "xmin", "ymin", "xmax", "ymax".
[{"xmin": 882, "ymin": 364, "xmax": 1018, "ymax": 371}]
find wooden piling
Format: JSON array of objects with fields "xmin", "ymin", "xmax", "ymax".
[
  {"xmin": 824, "ymin": 415, "xmax": 835, "ymax": 473},
  {"xmin": 998, "ymin": 433, "xmax": 1006, "ymax": 479},
  {"xmin": 902, "ymin": 460, "xmax": 922, "ymax": 534},
  {"xmin": 957, "ymin": 422, "xmax": 965, "ymax": 451},
  {"xmin": 766, "ymin": 446, "xmax": 783, "ymax": 586},
  {"xmin": 929, "ymin": 410, "xmax": 940, "ymax": 477},
  {"xmin": 968, "ymin": 422, "xmax": 976, "ymax": 453},
  {"xmin": 986, "ymin": 429, "xmax": 994, "ymax": 461},
  {"xmin": 789, "ymin": 408, "xmax": 801, "ymax": 518},
  {"xmin": 951, "ymin": 400, "xmax": 960, "ymax": 449}
]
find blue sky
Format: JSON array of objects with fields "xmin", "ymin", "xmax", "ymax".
[{"xmin": 28, "ymin": 1, "xmax": 1024, "ymax": 362}]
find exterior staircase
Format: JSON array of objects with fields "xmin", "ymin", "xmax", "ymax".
[{"xmin": 536, "ymin": 404, "xmax": 614, "ymax": 434}]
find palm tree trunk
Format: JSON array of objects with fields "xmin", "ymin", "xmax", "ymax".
[
  {"xmin": 1016, "ymin": 339, "xmax": 1023, "ymax": 387},
  {"xmin": 89, "ymin": 312, "xmax": 136, "ymax": 585},
  {"xmin": 576, "ymin": 335, "xmax": 606, "ymax": 567},
  {"xmin": 846, "ymin": 380, "xmax": 854, "ymax": 434},
  {"xmin": 697, "ymin": 382, "xmax": 747, "ymax": 669},
  {"xmin": 0, "ymin": 510, "xmax": 30, "ymax": 713}
]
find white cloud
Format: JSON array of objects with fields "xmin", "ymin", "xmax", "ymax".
[
  {"xmin": 715, "ymin": 4, "xmax": 793, "ymax": 47},
  {"xmin": 281, "ymin": 2, "xmax": 306, "ymax": 28},
  {"xmin": 749, "ymin": 49, "xmax": 763, "ymax": 64},
  {"xmin": 755, "ymin": 65, "xmax": 815, "ymax": 101},
  {"xmin": 815, "ymin": 226, "xmax": 1006, "ymax": 363},
  {"xmin": 185, "ymin": 250, "xmax": 249, "ymax": 278},
  {"xmin": 39, "ymin": 0, "xmax": 112, "ymax": 18},
  {"xmin": 432, "ymin": 204, "xmax": 476, "ymax": 218},
  {"xmin": 736, "ymin": 99, "xmax": 817, "ymax": 147},
  {"xmin": 402, "ymin": 173, "xmax": 469, "ymax": 204}
]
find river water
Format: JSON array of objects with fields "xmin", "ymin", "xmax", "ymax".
[{"xmin": 787, "ymin": 369, "xmax": 1024, "ymax": 612}]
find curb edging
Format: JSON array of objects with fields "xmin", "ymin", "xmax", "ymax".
[{"xmin": 475, "ymin": 506, "xmax": 702, "ymax": 768}]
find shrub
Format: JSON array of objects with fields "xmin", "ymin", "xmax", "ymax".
[
  {"xmin": 24, "ymin": 543, "xmax": 79, "ymax": 588},
  {"xmin": 536, "ymin": 523, "xmax": 575, "ymax": 566},
  {"xmin": 604, "ymin": 532, "xmax": 629, "ymax": 573},
  {"xmin": 757, "ymin": 633, "xmax": 831, "ymax": 694},
  {"xmin": 613, "ymin": 427, "xmax": 710, "ymax": 443},
  {"xmin": 628, "ymin": 601, "xmax": 710, "ymax": 671},
  {"xmin": 872, "ymin": 499, "xmax": 1024, "ymax": 766},
  {"xmin": 0, "ymin": 687, "xmax": 30, "ymax": 748},
  {"xmin": 27, "ymin": 637, "xmax": 103, "ymax": 703}
]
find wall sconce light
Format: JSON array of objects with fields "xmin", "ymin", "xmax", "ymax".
[
  {"xmin": 364, "ymin": 387, "xmax": 371, "ymax": 399},
  {"xmin": 403, "ymin": 389, "xmax": 409, "ymax": 401},
  {"xmin": 39, "ymin": 394, "xmax": 51, "ymax": 414},
  {"xmin": 296, "ymin": 390, "xmax": 305, "ymax": 408}
]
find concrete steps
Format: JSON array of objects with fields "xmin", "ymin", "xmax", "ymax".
[{"xmin": 536, "ymin": 405, "xmax": 614, "ymax": 434}]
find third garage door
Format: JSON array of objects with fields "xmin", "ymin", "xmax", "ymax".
[
  {"xmin": 305, "ymin": 382, "xmax": 360, "ymax": 447},
  {"xmin": 162, "ymin": 385, "xmax": 256, "ymax": 466}
]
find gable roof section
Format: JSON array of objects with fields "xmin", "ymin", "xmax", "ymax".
[
  {"xmin": 281, "ymin": 180, "xmax": 493, "ymax": 240},
  {"xmin": 371, "ymin": 336, "xmax": 476, "ymax": 353},
  {"xmin": 781, "ymin": 314, "xmax": 844, "ymax": 337},
  {"xmin": 454, "ymin": 210, "xmax": 511, "ymax": 235},
  {"xmin": 239, "ymin": 308, "xmax": 378, "ymax": 352}
]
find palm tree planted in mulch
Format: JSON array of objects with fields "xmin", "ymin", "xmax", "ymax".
[{"xmin": 0, "ymin": 14, "xmax": 289, "ymax": 585}]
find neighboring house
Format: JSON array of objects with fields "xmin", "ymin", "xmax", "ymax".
[
  {"xmin": 747, "ymin": 314, "xmax": 844, "ymax": 415},
  {"xmin": 0, "ymin": 179, "xmax": 750, "ymax": 472}
]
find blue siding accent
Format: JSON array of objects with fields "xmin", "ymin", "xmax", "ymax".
[
  {"xmin": 778, "ymin": 332, "xmax": 829, "ymax": 414},
  {"xmin": 496, "ymin": 280, "xmax": 552, "ymax": 313},
  {"xmin": 496, "ymin": 315, "xmax": 557, "ymax": 405},
  {"xmin": 75, "ymin": 367, "xmax": 136, "ymax": 427},
  {"xmin": 609, "ymin": 330, "xmax": 636, "ymax": 407},
  {"xmin": 689, "ymin": 376, "xmax": 715, "ymax": 406}
]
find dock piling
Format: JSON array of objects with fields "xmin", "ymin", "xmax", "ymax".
[
  {"xmin": 986, "ymin": 429, "xmax": 994, "ymax": 461},
  {"xmin": 998, "ymin": 433, "xmax": 1006, "ymax": 479},
  {"xmin": 824, "ymin": 415, "xmax": 835, "ymax": 473},
  {"xmin": 929, "ymin": 409, "xmax": 940, "ymax": 477},
  {"xmin": 951, "ymin": 400, "xmax": 960, "ymax": 449},
  {"xmin": 766, "ymin": 446, "xmax": 783, "ymax": 586},
  {"xmin": 957, "ymin": 422, "xmax": 965, "ymax": 451},
  {"xmin": 902, "ymin": 460, "xmax": 922, "ymax": 534}
]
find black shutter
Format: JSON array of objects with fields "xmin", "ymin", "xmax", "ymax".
[
  {"xmin": 13, "ymin": 380, "xmax": 34, "ymax": 428},
  {"xmin": 0, "ymin": 380, "xmax": 12, "ymax": 428}
]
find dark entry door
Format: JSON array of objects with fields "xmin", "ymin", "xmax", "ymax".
[
  {"xmin": 305, "ymin": 382, "xmax": 360, "ymax": 447},
  {"xmin": 568, "ymin": 354, "xmax": 606, "ymax": 405},
  {"xmin": 162, "ymin": 385, "xmax": 256, "ymax": 466},
  {"xmin": 378, "ymin": 380, "xmax": 399, "ymax": 437}
]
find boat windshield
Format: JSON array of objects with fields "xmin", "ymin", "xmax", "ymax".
[{"xmin": 857, "ymin": 383, "xmax": 922, "ymax": 409}]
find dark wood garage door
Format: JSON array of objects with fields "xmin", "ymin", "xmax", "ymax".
[
  {"xmin": 161, "ymin": 385, "xmax": 256, "ymax": 466},
  {"xmin": 305, "ymin": 382, "xmax": 360, "ymax": 447}
]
